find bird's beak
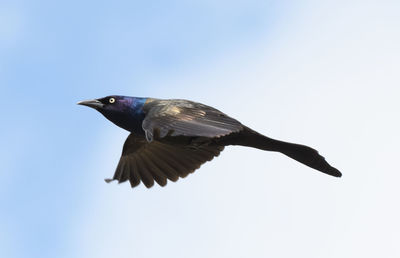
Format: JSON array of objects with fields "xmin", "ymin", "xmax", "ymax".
[{"xmin": 77, "ymin": 99, "xmax": 104, "ymax": 109}]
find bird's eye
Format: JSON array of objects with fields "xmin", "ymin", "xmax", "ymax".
[{"xmin": 109, "ymin": 98, "xmax": 115, "ymax": 104}]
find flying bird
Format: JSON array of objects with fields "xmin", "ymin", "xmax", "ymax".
[{"xmin": 78, "ymin": 96, "xmax": 341, "ymax": 188}]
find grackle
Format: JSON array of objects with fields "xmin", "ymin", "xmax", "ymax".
[{"xmin": 78, "ymin": 96, "xmax": 341, "ymax": 188}]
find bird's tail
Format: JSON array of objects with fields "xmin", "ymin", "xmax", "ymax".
[{"xmin": 222, "ymin": 127, "xmax": 342, "ymax": 177}]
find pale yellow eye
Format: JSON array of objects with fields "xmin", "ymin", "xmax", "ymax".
[{"xmin": 109, "ymin": 98, "xmax": 115, "ymax": 104}]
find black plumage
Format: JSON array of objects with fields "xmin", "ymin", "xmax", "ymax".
[{"xmin": 78, "ymin": 96, "xmax": 341, "ymax": 188}]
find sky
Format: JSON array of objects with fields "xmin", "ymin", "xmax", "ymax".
[{"xmin": 1, "ymin": 1, "xmax": 400, "ymax": 258}]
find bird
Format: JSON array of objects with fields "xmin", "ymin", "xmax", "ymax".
[{"xmin": 78, "ymin": 95, "xmax": 341, "ymax": 188}]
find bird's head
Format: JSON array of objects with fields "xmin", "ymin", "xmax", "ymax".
[{"xmin": 78, "ymin": 95, "xmax": 147, "ymax": 132}]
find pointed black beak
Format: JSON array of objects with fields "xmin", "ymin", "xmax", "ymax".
[{"xmin": 77, "ymin": 99, "xmax": 104, "ymax": 109}]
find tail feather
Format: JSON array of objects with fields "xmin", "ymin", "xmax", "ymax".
[
  {"xmin": 222, "ymin": 127, "xmax": 342, "ymax": 177},
  {"xmin": 276, "ymin": 142, "xmax": 342, "ymax": 177}
]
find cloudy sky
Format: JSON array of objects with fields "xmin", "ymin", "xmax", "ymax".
[{"xmin": 1, "ymin": 1, "xmax": 400, "ymax": 258}]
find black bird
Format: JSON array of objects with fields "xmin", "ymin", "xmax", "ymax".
[{"xmin": 78, "ymin": 96, "xmax": 341, "ymax": 188}]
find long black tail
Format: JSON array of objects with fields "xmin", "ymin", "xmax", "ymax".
[{"xmin": 220, "ymin": 127, "xmax": 342, "ymax": 177}]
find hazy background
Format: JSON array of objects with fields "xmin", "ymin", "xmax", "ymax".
[{"xmin": 1, "ymin": 1, "xmax": 400, "ymax": 258}]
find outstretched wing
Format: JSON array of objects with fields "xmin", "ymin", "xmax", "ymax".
[
  {"xmin": 142, "ymin": 99, "xmax": 243, "ymax": 141},
  {"xmin": 106, "ymin": 133, "xmax": 224, "ymax": 188}
]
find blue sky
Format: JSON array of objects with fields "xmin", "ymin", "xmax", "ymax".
[{"xmin": 2, "ymin": 1, "xmax": 400, "ymax": 258}]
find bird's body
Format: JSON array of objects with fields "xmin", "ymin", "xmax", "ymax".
[{"xmin": 78, "ymin": 95, "xmax": 341, "ymax": 188}]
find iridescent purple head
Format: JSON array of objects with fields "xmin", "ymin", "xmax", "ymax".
[{"xmin": 78, "ymin": 95, "xmax": 147, "ymax": 133}]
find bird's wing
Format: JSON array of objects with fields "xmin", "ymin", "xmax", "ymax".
[
  {"xmin": 105, "ymin": 133, "xmax": 224, "ymax": 188},
  {"xmin": 142, "ymin": 100, "xmax": 243, "ymax": 141}
]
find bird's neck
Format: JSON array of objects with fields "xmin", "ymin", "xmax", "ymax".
[
  {"xmin": 124, "ymin": 97, "xmax": 147, "ymax": 133},
  {"xmin": 130, "ymin": 97, "xmax": 147, "ymax": 114}
]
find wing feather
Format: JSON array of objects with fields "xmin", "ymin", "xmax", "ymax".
[
  {"xmin": 106, "ymin": 133, "xmax": 224, "ymax": 188},
  {"xmin": 128, "ymin": 156, "xmax": 141, "ymax": 188},
  {"xmin": 140, "ymin": 150, "xmax": 168, "ymax": 186},
  {"xmin": 142, "ymin": 99, "xmax": 243, "ymax": 140},
  {"xmin": 149, "ymin": 151, "xmax": 179, "ymax": 182},
  {"xmin": 128, "ymin": 155, "xmax": 140, "ymax": 187},
  {"xmin": 119, "ymin": 160, "xmax": 130, "ymax": 183},
  {"xmin": 135, "ymin": 153, "xmax": 155, "ymax": 188}
]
